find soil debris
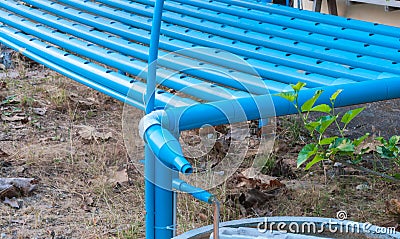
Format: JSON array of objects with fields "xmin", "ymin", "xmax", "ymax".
[{"xmin": 0, "ymin": 178, "xmax": 38, "ymax": 199}]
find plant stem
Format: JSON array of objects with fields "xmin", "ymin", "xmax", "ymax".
[{"xmin": 340, "ymin": 160, "xmax": 400, "ymax": 183}]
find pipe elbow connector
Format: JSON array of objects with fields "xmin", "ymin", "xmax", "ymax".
[{"xmin": 139, "ymin": 110, "xmax": 193, "ymax": 174}]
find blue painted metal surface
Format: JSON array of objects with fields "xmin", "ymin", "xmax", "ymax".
[{"xmin": 0, "ymin": 0, "xmax": 399, "ymax": 238}]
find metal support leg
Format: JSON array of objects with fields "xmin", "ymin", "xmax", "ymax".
[
  {"xmin": 327, "ymin": 0, "xmax": 338, "ymax": 15},
  {"xmin": 312, "ymin": 0, "xmax": 323, "ymax": 13},
  {"xmin": 312, "ymin": 0, "xmax": 338, "ymax": 15}
]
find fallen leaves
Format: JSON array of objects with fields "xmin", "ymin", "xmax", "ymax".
[
  {"xmin": 0, "ymin": 178, "xmax": 38, "ymax": 208},
  {"xmin": 1, "ymin": 115, "xmax": 26, "ymax": 122},
  {"xmin": 0, "ymin": 178, "xmax": 38, "ymax": 199},
  {"xmin": 227, "ymin": 171, "xmax": 286, "ymax": 216},
  {"xmin": 4, "ymin": 197, "xmax": 23, "ymax": 209},
  {"xmin": 78, "ymin": 125, "xmax": 112, "ymax": 141},
  {"xmin": 81, "ymin": 195, "xmax": 96, "ymax": 212},
  {"xmin": 386, "ymin": 199, "xmax": 400, "ymax": 216}
]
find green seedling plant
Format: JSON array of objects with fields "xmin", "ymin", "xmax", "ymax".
[
  {"xmin": 277, "ymin": 82, "xmax": 400, "ymax": 182},
  {"xmin": 277, "ymin": 82, "xmax": 370, "ymax": 170},
  {"xmin": 376, "ymin": 135, "xmax": 400, "ymax": 167}
]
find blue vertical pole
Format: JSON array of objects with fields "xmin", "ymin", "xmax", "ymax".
[
  {"xmin": 146, "ymin": 0, "xmax": 166, "ymax": 238},
  {"xmin": 145, "ymin": 147, "xmax": 156, "ymax": 239},
  {"xmin": 154, "ymin": 162, "xmax": 174, "ymax": 238}
]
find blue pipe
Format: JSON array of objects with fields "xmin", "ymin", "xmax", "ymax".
[
  {"xmin": 51, "ymin": 0, "xmax": 387, "ymax": 82},
  {"xmin": 16, "ymin": 0, "xmax": 391, "ymax": 88},
  {"xmin": 172, "ymin": 179, "xmax": 215, "ymax": 204},
  {"xmin": 0, "ymin": 9, "xmax": 250, "ymax": 100},
  {"xmin": 212, "ymin": 0, "xmax": 400, "ymax": 38},
  {"xmin": 133, "ymin": 0, "xmax": 399, "ymax": 63},
  {"xmin": 146, "ymin": 0, "xmax": 165, "ymax": 237},
  {"xmin": 167, "ymin": 0, "xmax": 400, "ymax": 49},
  {"xmin": 96, "ymin": 0, "xmax": 399, "ymax": 76},
  {"xmin": 147, "ymin": 0, "xmax": 166, "ymax": 114},
  {"xmin": 0, "ymin": 36, "xmax": 146, "ymax": 110},
  {"xmin": 164, "ymin": 77, "xmax": 400, "ymax": 131},
  {"xmin": 0, "ymin": 26, "xmax": 195, "ymax": 109},
  {"xmin": 145, "ymin": 147, "xmax": 156, "ymax": 239},
  {"xmin": 93, "ymin": 0, "xmax": 400, "ymax": 75},
  {"xmin": 140, "ymin": 111, "xmax": 193, "ymax": 174},
  {"xmin": 0, "ymin": 2, "xmax": 333, "ymax": 91}
]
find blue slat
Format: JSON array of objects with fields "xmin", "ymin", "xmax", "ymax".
[
  {"xmin": 135, "ymin": 0, "xmax": 400, "ymax": 63},
  {"xmin": 0, "ymin": 25, "xmax": 196, "ymax": 108},
  {"xmin": 0, "ymin": 0, "xmax": 348, "ymax": 89},
  {"xmin": 98, "ymin": 0, "xmax": 400, "ymax": 75},
  {"xmin": 55, "ymin": 0, "xmax": 385, "ymax": 82},
  {"xmin": 214, "ymin": 0, "xmax": 400, "ymax": 38},
  {"xmin": 167, "ymin": 0, "xmax": 400, "ymax": 49}
]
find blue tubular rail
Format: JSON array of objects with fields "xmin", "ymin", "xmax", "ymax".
[
  {"xmin": 28, "ymin": 0, "xmax": 391, "ymax": 82},
  {"xmin": 1, "ymin": 0, "xmax": 400, "ymax": 238},
  {"xmin": 0, "ymin": 1, "xmax": 356, "ymax": 91}
]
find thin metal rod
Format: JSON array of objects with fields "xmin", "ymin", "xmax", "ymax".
[{"xmin": 213, "ymin": 200, "xmax": 220, "ymax": 239}]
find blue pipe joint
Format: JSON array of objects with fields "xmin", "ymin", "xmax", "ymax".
[
  {"xmin": 172, "ymin": 179, "xmax": 215, "ymax": 204},
  {"xmin": 140, "ymin": 111, "xmax": 193, "ymax": 174}
]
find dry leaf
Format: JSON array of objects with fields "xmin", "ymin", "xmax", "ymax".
[
  {"xmin": 111, "ymin": 169, "xmax": 128, "ymax": 184},
  {"xmin": 0, "ymin": 81, "xmax": 6, "ymax": 89},
  {"xmin": 81, "ymin": 195, "xmax": 95, "ymax": 212},
  {"xmin": 78, "ymin": 125, "xmax": 112, "ymax": 141},
  {"xmin": 386, "ymin": 199, "xmax": 400, "ymax": 215},
  {"xmin": 69, "ymin": 93, "xmax": 97, "ymax": 108},
  {"xmin": 241, "ymin": 168, "xmax": 277, "ymax": 184},
  {"xmin": 4, "ymin": 197, "xmax": 23, "ymax": 209},
  {"xmin": 0, "ymin": 178, "xmax": 38, "ymax": 199},
  {"xmin": 0, "ymin": 149, "xmax": 8, "ymax": 157},
  {"xmin": 198, "ymin": 213, "xmax": 208, "ymax": 222},
  {"xmin": 1, "ymin": 115, "xmax": 25, "ymax": 122}
]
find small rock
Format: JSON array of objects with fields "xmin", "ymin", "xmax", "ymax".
[
  {"xmin": 333, "ymin": 162, "xmax": 343, "ymax": 167},
  {"xmin": 33, "ymin": 108, "xmax": 46, "ymax": 116},
  {"xmin": 356, "ymin": 183, "xmax": 371, "ymax": 191}
]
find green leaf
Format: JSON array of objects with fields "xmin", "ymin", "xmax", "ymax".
[
  {"xmin": 316, "ymin": 115, "xmax": 337, "ymax": 134},
  {"xmin": 389, "ymin": 135, "xmax": 400, "ymax": 146},
  {"xmin": 352, "ymin": 155, "xmax": 363, "ymax": 164},
  {"xmin": 305, "ymin": 121, "xmax": 320, "ymax": 133},
  {"xmin": 330, "ymin": 89, "xmax": 343, "ymax": 102},
  {"xmin": 330, "ymin": 138, "xmax": 355, "ymax": 152},
  {"xmin": 341, "ymin": 107, "xmax": 365, "ymax": 125},
  {"xmin": 320, "ymin": 136, "xmax": 338, "ymax": 145},
  {"xmin": 392, "ymin": 173, "xmax": 400, "ymax": 179},
  {"xmin": 310, "ymin": 104, "xmax": 332, "ymax": 113},
  {"xmin": 297, "ymin": 143, "xmax": 318, "ymax": 168},
  {"xmin": 377, "ymin": 146, "xmax": 397, "ymax": 159},
  {"xmin": 292, "ymin": 82, "xmax": 306, "ymax": 91},
  {"xmin": 301, "ymin": 90, "xmax": 323, "ymax": 112},
  {"xmin": 276, "ymin": 92, "xmax": 296, "ymax": 103},
  {"xmin": 353, "ymin": 133, "xmax": 370, "ymax": 147},
  {"xmin": 305, "ymin": 154, "xmax": 325, "ymax": 170},
  {"xmin": 375, "ymin": 136, "xmax": 386, "ymax": 144}
]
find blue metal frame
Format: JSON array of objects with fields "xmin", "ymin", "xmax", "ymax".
[{"xmin": 0, "ymin": 1, "xmax": 399, "ymax": 238}]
